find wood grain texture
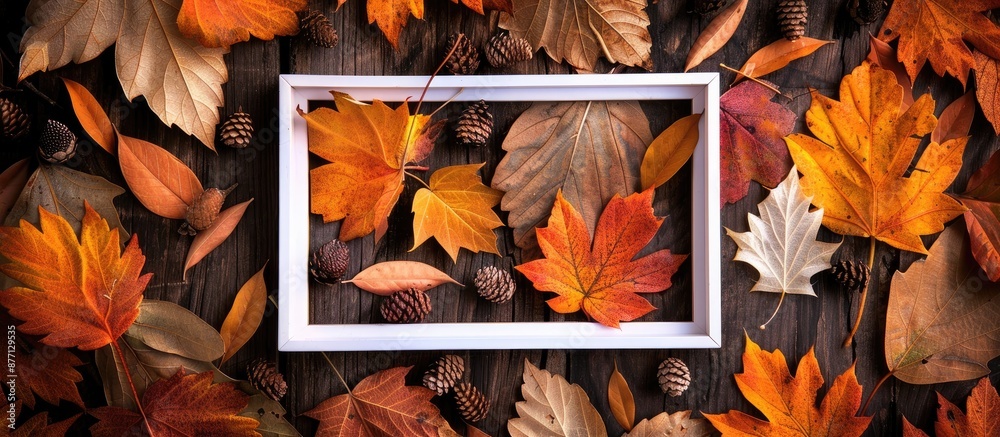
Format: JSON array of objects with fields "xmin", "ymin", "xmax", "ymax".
[{"xmin": 2, "ymin": 0, "xmax": 999, "ymax": 435}]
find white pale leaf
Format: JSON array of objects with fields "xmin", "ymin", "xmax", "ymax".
[
  {"xmin": 726, "ymin": 166, "xmax": 839, "ymax": 297},
  {"xmin": 19, "ymin": 0, "xmax": 123, "ymax": 80},
  {"xmin": 508, "ymin": 359, "xmax": 606, "ymax": 437}
]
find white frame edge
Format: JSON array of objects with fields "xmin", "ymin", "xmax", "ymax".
[{"xmin": 278, "ymin": 74, "xmax": 722, "ymax": 351}]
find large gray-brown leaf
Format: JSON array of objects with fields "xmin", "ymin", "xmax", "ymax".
[
  {"xmin": 130, "ymin": 300, "xmax": 225, "ymax": 362},
  {"xmin": 885, "ymin": 223, "xmax": 1000, "ymax": 384},
  {"xmin": 624, "ymin": 411, "xmax": 715, "ymax": 437},
  {"xmin": 4, "ymin": 165, "xmax": 126, "ymax": 240},
  {"xmin": 19, "ymin": 0, "xmax": 123, "ymax": 80},
  {"xmin": 498, "ymin": 0, "xmax": 651, "ymax": 72},
  {"xmin": 508, "ymin": 359, "xmax": 606, "ymax": 437},
  {"xmin": 492, "ymin": 101, "xmax": 651, "ymax": 253}
]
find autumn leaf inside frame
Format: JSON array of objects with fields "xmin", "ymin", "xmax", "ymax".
[
  {"xmin": 411, "ymin": 163, "xmax": 504, "ymax": 262},
  {"xmin": 517, "ymin": 189, "xmax": 687, "ymax": 328}
]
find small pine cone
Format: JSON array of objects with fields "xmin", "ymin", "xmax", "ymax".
[
  {"xmin": 456, "ymin": 100, "xmax": 493, "ymax": 147},
  {"xmin": 422, "ymin": 355, "xmax": 465, "ymax": 396},
  {"xmin": 445, "ymin": 33, "xmax": 480, "ymax": 75},
  {"xmin": 179, "ymin": 185, "xmax": 236, "ymax": 236},
  {"xmin": 776, "ymin": 0, "xmax": 808, "ymax": 41},
  {"xmin": 380, "ymin": 288, "xmax": 432, "ymax": 323},
  {"xmin": 310, "ymin": 239, "xmax": 350, "ymax": 284},
  {"xmin": 830, "ymin": 260, "xmax": 870, "ymax": 293},
  {"xmin": 454, "ymin": 382, "xmax": 489, "ymax": 422},
  {"xmin": 1, "ymin": 98, "xmax": 30, "ymax": 141},
  {"xmin": 473, "ymin": 265, "xmax": 515, "ymax": 304},
  {"xmin": 688, "ymin": 0, "xmax": 727, "ymax": 15},
  {"xmin": 38, "ymin": 120, "xmax": 77, "ymax": 164},
  {"xmin": 247, "ymin": 359, "xmax": 287, "ymax": 402},
  {"xmin": 298, "ymin": 10, "xmax": 338, "ymax": 48},
  {"xmin": 219, "ymin": 108, "xmax": 254, "ymax": 149},
  {"xmin": 848, "ymin": 0, "xmax": 886, "ymax": 25},
  {"xmin": 657, "ymin": 358, "xmax": 691, "ymax": 397},
  {"xmin": 484, "ymin": 33, "xmax": 533, "ymax": 69}
]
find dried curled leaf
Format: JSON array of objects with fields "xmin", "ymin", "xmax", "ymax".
[
  {"xmin": 0, "ymin": 203, "xmax": 150, "ymax": 350},
  {"xmin": 177, "ymin": 0, "xmax": 306, "ymax": 48},
  {"xmin": 304, "ymin": 366, "xmax": 459, "ymax": 436},
  {"xmin": 684, "ymin": 0, "xmax": 748, "ymax": 72},
  {"xmin": 704, "ymin": 335, "xmax": 871, "ymax": 436},
  {"xmin": 960, "ymin": 148, "xmax": 1000, "ymax": 281},
  {"xmin": 866, "ymin": 35, "xmax": 914, "ymax": 109},
  {"xmin": 885, "ymin": 224, "xmax": 1000, "ymax": 384},
  {"xmin": 517, "ymin": 189, "xmax": 687, "ymax": 328},
  {"xmin": 640, "ymin": 113, "xmax": 701, "ymax": 191},
  {"xmin": 118, "ymin": 134, "xmax": 203, "ymax": 220},
  {"xmin": 974, "ymin": 50, "xmax": 1000, "ymax": 135},
  {"xmin": 508, "ymin": 360, "xmax": 606, "ymax": 437},
  {"xmin": 735, "ymin": 37, "xmax": 834, "ymax": 83},
  {"xmin": 62, "ymin": 78, "xmax": 116, "ymax": 154},
  {"xmin": 411, "ymin": 164, "xmax": 504, "ymax": 262},
  {"xmin": 902, "ymin": 377, "xmax": 1000, "ymax": 437},
  {"xmin": 0, "ymin": 159, "xmax": 31, "ymax": 221},
  {"xmin": 220, "ymin": 264, "xmax": 268, "ymax": 364},
  {"xmin": 932, "ymin": 91, "xmax": 975, "ymax": 145},
  {"xmin": 184, "ymin": 199, "xmax": 253, "ymax": 278},
  {"xmin": 343, "ymin": 261, "xmax": 462, "ymax": 296}
]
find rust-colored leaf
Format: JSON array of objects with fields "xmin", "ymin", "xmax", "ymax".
[
  {"xmin": 62, "ymin": 77, "xmax": 115, "ymax": 154},
  {"xmin": 517, "ymin": 189, "xmax": 687, "ymax": 328},
  {"xmin": 902, "ymin": 377, "xmax": 1000, "ymax": 437},
  {"xmin": 90, "ymin": 369, "xmax": 260, "ymax": 436},
  {"xmin": 12, "ymin": 412, "xmax": 80, "ymax": 437},
  {"xmin": 866, "ymin": 34, "xmax": 914, "ymax": 109},
  {"xmin": 879, "ymin": 0, "xmax": 1000, "ymax": 86},
  {"xmin": 625, "ymin": 411, "xmax": 715, "ymax": 437},
  {"xmin": 684, "ymin": 0, "xmax": 747, "ymax": 72},
  {"xmin": 304, "ymin": 366, "xmax": 458, "ymax": 436},
  {"xmin": 885, "ymin": 224, "xmax": 1000, "ymax": 384},
  {"xmin": 467, "ymin": 424, "xmax": 492, "ymax": 437},
  {"xmin": 0, "ymin": 159, "xmax": 30, "ymax": 220},
  {"xmin": 608, "ymin": 361, "xmax": 635, "ymax": 431},
  {"xmin": 932, "ymin": 91, "xmax": 975, "ymax": 144},
  {"xmin": 704, "ymin": 334, "xmax": 871, "ymax": 436},
  {"xmin": 220, "ymin": 263, "xmax": 268, "ymax": 364},
  {"xmin": 719, "ymin": 81, "xmax": 795, "ymax": 206},
  {"xmin": 453, "ymin": 0, "xmax": 512, "ymax": 15},
  {"xmin": 177, "ymin": 0, "xmax": 306, "ymax": 48},
  {"xmin": 0, "ymin": 203, "xmax": 150, "ymax": 350},
  {"xmin": 411, "ymin": 164, "xmax": 504, "ymax": 262},
  {"xmin": 640, "ymin": 114, "xmax": 700, "ymax": 191},
  {"xmin": 184, "ymin": 199, "xmax": 253, "ymax": 278},
  {"xmin": 301, "ymin": 92, "xmax": 436, "ymax": 242},
  {"xmin": 15, "ymin": 338, "xmax": 84, "ymax": 409},
  {"xmin": 786, "ymin": 61, "xmax": 967, "ymax": 254},
  {"xmin": 974, "ymin": 50, "xmax": 1000, "ymax": 135},
  {"xmin": 735, "ymin": 37, "xmax": 834, "ymax": 83},
  {"xmin": 959, "ymin": 148, "xmax": 1000, "ymax": 280},
  {"xmin": 903, "ymin": 417, "xmax": 929, "ymax": 437},
  {"xmin": 343, "ymin": 261, "xmax": 462, "ymax": 296},
  {"xmin": 118, "ymin": 133, "xmax": 203, "ymax": 220}
]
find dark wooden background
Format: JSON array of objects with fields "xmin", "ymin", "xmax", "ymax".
[{"xmin": 2, "ymin": 0, "xmax": 999, "ymax": 435}]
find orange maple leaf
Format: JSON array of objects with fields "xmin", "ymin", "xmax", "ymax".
[
  {"xmin": 362, "ymin": 0, "xmax": 512, "ymax": 47},
  {"xmin": 516, "ymin": 189, "xmax": 687, "ymax": 328},
  {"xmin": 411, "ymin": 163, "xmax": 504, "ymax": 262},
  {"xmin": 879, "ymin": 0, "xmax": 1000, "ymax": 86},
  {"xmin": 304, "ymin": 366, "xmax": 459, "ymax": 436},
  {"xmin": 89, "ymin": 369, "xmax": 259, "ymax": 436},
  {"xmin": 300, "ymin": 92, "xmax": 440, "ymax": 242},
  {"xmin": 902, "ymin": 377, "xmax": 1000, "ymax": 437},
  {"xmin": 704, "ymin": 334, "xmax": 872, "ymax": 436},
  {"xmin": 0, "ymin": 203, "xmax": 150, "ymax": 350},
  {"xmin": 785, "ymin": 61, "xmax": 967, "ymax": 254},
  {"xmin": 16, "ymin": 340, "xmax": 84, "ymax": 409},
  {"xmin": 178, "ymin": 0, "xmax": 307, "ymax": 48}
]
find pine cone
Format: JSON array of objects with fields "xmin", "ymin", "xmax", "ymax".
[
  {"xmin": 247, "ymin": 359, "xmax": 287, "ymax": 402},
  {"xmin": 657, "ymin": 358, "xmax": 691, "ymax": 397},
  {"xmin": 456, "ymin": 100, "xmax": 493, "ymax": 147},
  {"xmin": 484, "ymin": 33, "xmax": 533, "ymax": 69},
  {"xmin": 445, "ymin": 33, "xmax": 480, "ymax": 75},
  {"xmin": 848, "ymin": 0, "xmax": 886, "ymax": 25},
  {"xmin": 688, "ymin": 0, "xmax": 728, "ymax": 15},
  {"xmin": 298, "ymin": 10, "xmax": 338, "ymax": 48},
  {"xmin": 219, "ymin": 108, "xmax": 254, "ymax": 149},
  {"xmin": 381, "ymin": 288, "xmax": 432, "ymax": 323},
  {"xmin": 454, "ymin": 382, "xmax": 489, "ymax": 422},
  {"xmin": 1, "ymin": 98, "xmax": 30, "ymax": 141},
  {"xmin": 310, "ymin": 238, "xmax": 350, "ymax": 284},
  {"xmin": 38, "ymin": 120, "xmax": 77, "ymax": 164},
  {"xmin": 776, "ymin": 0, "xmax": 808, "ymax": 41},
  {"xmin": 831, "ymin": 260, "xmax": 870, "ymax": 293},
  {"xmin": 422, "ymin": 355, "xmax": 464, "ymax": 396},
  {"xmin": 179, "ymin": 185, "xmax": 236, "ymax": 236},
  {"xmin": 473, "ymin": 265, "xmax": 515, "ymax": 304}
]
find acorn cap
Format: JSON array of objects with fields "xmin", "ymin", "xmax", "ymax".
[
  {"xmin": 310, "ymin": 238, "xmax": 350, "ymax": 284},
  {"xmin": 38, "ymin": 120, "xmax": 77, "ymax": 164},
  {"xmin": 180, "ymin": 184, "xmax": 236, "ymax": 236}
]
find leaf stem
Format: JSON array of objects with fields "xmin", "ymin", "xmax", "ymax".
[
  {"xmin": 321, "ymin": 352, "xmax": 352, "ymax": 394},
  {"xmin": 719, "ymin": 63, "xmax": 783, "ymax": 96},
  {"xmin": 404, "ymin": 171, "xmax": 431, "ymax": 189},
  {"xmin": 399, "ymin": 35, "xmax": 461, "ymax": 165},
  {"xmin": 111, "ymin": 338, "xmax": 154, "ymax": 436},
  {"xmin": 843, "ymin": 236, "xmax": 877, "ymax": 348},
  {"xmin": 759, "ymin": 290, "xmax": 786, "ymax": 330},
  {"xmin": 862, "ymin": 370, "xmax": 895, "ymax": 414}
]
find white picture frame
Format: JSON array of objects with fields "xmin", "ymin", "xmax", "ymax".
[{"xmin": 277, "ymin": 74, "xmax": 721, "ymax": 351}]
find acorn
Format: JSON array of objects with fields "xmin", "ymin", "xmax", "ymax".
[
  {"xmin": 38, "ymin": 120, "xmax": 78, "ymax": 164},
  {"xmin": 179, "ymin": 184, "xmax": 237, "ymax": 236}
]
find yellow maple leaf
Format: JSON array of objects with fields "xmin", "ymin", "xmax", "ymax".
[
  {"xmin": 411, "ymin": 164, "xmax": 504, "ymax": 262},
  {"xmin": 300, "ymin": 92, "xmax": 435, "ymax": 242},
  {"xmin": 784, "ymin": 61, "xmax": 967, "ymax": 254}
]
